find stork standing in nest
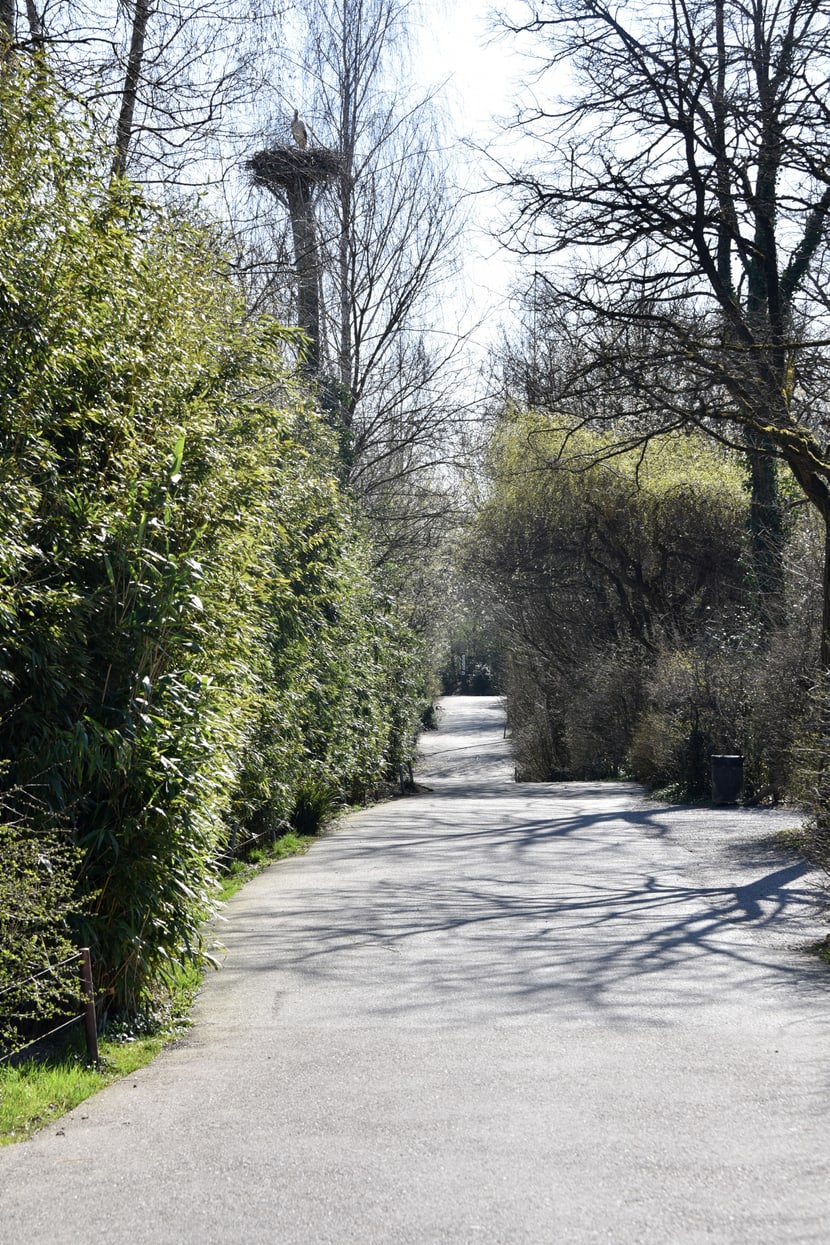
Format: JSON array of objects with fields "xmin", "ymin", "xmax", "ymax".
[
  {"xmin": 248, "ymin": 135, "xmax": 344, "ymax": 376},
  {"xmin": 291, "ymin": 109, "xmax": 308, "ymax": 150}
]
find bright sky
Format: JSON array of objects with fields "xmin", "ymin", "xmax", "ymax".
[
  {"xmin": 419, "ymin": 4, "xmax": 517, "ymax": 134},
  {"xmin": 415, "ymin": 2, "xmax": 530, "ymax": 357}
]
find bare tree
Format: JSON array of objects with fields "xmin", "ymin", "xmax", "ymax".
[
  {"xmin": 8, "ymin": 0, "xmax": 468, "ymax": 561},
  {"xmin": 0, "ymin": 0, "xmax": 38, "ymax": 61},
  {"xmin": 249, "ymin": 0, "xmax": 467, "ymax": 555},
  {"xmin": 498, "ymin": 0, "xmax": 830, "ymax": 661},
  {"xmin": 6, "ymin": 0, "xmax": 285, "ymax": 185},
  {"xmin": 110, "ymin": 0, "xmax": 152, "ymax": 180}
]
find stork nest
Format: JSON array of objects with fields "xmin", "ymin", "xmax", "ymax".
[{"xmin": 247, "ymin": 146, "xmax": 345, "ymax": 189}]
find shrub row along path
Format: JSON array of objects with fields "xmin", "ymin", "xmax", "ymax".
[{"xmin": 2, "ymin": 695, "xmax": 830, "ymax": 1243}]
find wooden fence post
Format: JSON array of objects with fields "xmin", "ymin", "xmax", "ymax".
[{"xmin": 79, "ymin": 948, "xmax": 99, "ymax": 1065}]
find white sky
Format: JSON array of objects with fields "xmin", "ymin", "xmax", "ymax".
[
  {"xmin": 418, "ymin": 4, "xmax": 517, "ymax": 134},
  {"xmin": 414, "ymin": 2, "xmax": 531, "ymax": 356}
]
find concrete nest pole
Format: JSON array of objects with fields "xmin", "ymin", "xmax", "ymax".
[{"xmin": 247, "ymin": 146, "xmax": 346, "ymax": 376}]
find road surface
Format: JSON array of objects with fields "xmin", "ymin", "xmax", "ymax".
[{"xmin": 1, "ymin": 695, "xmax": 828, "ymax": 1243}]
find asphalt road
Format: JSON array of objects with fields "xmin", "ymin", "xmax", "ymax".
[{"xmin": 2, "ymin": 695, "xmax": 829, "ymax": 1243}]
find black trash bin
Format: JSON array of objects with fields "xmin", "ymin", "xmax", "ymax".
[{"xmin": 711, "ymin": 754, "xmax": 744, "ymax": 805}]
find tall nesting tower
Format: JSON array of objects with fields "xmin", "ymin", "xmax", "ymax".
[{"xmin": 248, "ymin": 140, "xmax": 344, "ymax": 376}]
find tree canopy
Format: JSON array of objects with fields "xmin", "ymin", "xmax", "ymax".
[{"xmin": 500, "ymin": 0, "xmax": 830, "ymax": 660}]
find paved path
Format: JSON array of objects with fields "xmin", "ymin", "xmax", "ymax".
[{"xmin": 2, "ymin": 696, "xmax": 829, "ymax": 1243}]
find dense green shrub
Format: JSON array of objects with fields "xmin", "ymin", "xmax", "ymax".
[
  {"xmin": 0, "ymin": 816, "xmax": 85, "ymax": 1057},
  {"xmin": 469, "ymin": 415, "xmax": 751, "ymax": 783},
  {"xmin": 232, "ymin": 457, "xmax": 428, "ymax": 832},
  {"xmin": 0, "ymin": 70, "xmax": 428, "ymax": 1016},
  {"xmin": 0, "ymin": 77, "xmax": 297, "ymax": 1009}
]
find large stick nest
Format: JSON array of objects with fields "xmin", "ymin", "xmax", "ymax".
[{"xmin": 248, "ymin": 146, "xmax": 345, "ymax": 189}]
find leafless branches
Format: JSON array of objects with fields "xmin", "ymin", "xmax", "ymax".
[
  {"xmin": 499, "ymin": 0, "xmax": 830, "ymax": 659},
  {"xmin": 245, "ymin": 0, "xmax": 468, "ymax": 559}
]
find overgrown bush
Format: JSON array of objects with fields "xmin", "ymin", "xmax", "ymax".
[
  {"xmin": 786, "ymin": 524, "xmax": 830, "ymax": 863},
  {"xmin": 628, "ymin": 634, "xmax": 754, "ymax": 798},
  {"xmin": 470, "ymin": 409, "xmax": 826, "ymax": 809},
  {"xmin": 629, "ymin": 521, "xmax": 821, "ymax": 801},
  {"xmin": 469, "ymin": 416, "xmax": 751, "ymax": 784},
  {"xmin": 790, "ymin": 667, "xmax": 830, "ymax": 867},
  {"xmin": 743, "ymin": 520, "xmax": 822, "ymax": 800},
  {"xmin": 565, "ymin": 646, "xmax": 645, "ymax": 780},
  {"xmin": 0, "ymin": 816, "xmax": 85, "ymax": 1057},
  {"xmin": 0, "ymin": 70, "xmax": 429, "ymax": 1017}
]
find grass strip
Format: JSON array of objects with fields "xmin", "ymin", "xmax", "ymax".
[
  {"xmin": 0, "ymin": 830, "xmax": 315, "ymax": 1146},
  {"xmin": 0, "ymin": 1034, "xmax": 168, "ymax": 1145}
]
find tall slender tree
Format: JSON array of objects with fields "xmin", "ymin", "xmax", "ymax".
[
  {"xmin": 110, "ymin": 0, "xmax": 152, "ymax": 180},
  {"xmin": 251, "ymin": 0, "xmax": 466, "ymax": 553},
  {"xmin": 499, "ymin": 0, "xmax": 830, "ymax": 659}
]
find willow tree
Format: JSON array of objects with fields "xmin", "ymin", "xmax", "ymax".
[{"xmin": 500, "ymin": 0, "xmax": 830, "ymax": 662}]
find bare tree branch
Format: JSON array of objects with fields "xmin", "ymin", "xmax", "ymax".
[{"xmin": 498, "ymin": 0, "xmax": 830, "ymax": 660}]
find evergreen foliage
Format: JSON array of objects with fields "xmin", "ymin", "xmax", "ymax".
[
  {"xmin": 0, "ymin": 819, "xmax": 85, "ymax": 1056},
  {"xmin": 0, "ymin": 70, "xmax": 428, "ymax": 1020}
]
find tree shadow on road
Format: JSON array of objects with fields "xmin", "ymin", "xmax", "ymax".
[{"xmin": 225, "ymin": 792, "xmax": 828, "ymax": 1027}]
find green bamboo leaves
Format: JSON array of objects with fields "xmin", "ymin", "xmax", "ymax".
[{"xmin": 0, "ymin": 69, "xmax": 425, "ymax": 1021}]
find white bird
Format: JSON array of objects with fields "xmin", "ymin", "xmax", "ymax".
[{"xmin": 291, "ymin": 109, "xmax": 308, "ymax": 150}]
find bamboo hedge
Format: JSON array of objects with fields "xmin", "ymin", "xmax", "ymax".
[{"xmin": 0, "ymin": 70, "xmax": 428, "ymax": 1022}]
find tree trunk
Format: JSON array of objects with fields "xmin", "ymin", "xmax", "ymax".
[
  {"xmin": 285, "ymin": 174, "xmax": 321, "ymax": 374},
  {"xmin": 111, "ymin": 0, "xmax": 152, "ymax": 180},
  {"xmin": 23, "ymin": 0, "xmax": 41, "ymax": 47},
  {"xmin": 338, "ymin": 71, "xmax": 353, "ymax": 412},
  {"xmin": 0, "ymin": 0, "xmax": 14, "ymax": 51},
  {"xmin": 821, "ymin": 520, "xmax": 830, "ymax": 673},
  {"xmin": 746, "ymin": 427, "xmax": 786, "ymax": 631}
]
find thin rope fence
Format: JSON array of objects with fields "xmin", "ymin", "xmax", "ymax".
[
  {"xmin": 216, "ymin": 824, "xmax": 291, "ymax": 871},
  {"xmin": 0, "ymin": 951, "xmax": 82, "ymax": 998},
  {"xmin": 0, "ymin": 948, "xmax": 99, "ymax": 1065}
]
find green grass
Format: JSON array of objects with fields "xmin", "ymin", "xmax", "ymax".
[
  {"xmin": 0, "ymin": 830, "xmax": 315, "ymax": 1146},
  {"xmin": 0, "ymin": 1025, "xmax": 184, "ymax": 1146},
  {"xmin": 218, "ymin": 830, "xmax": 315, "ymax": 901}
]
